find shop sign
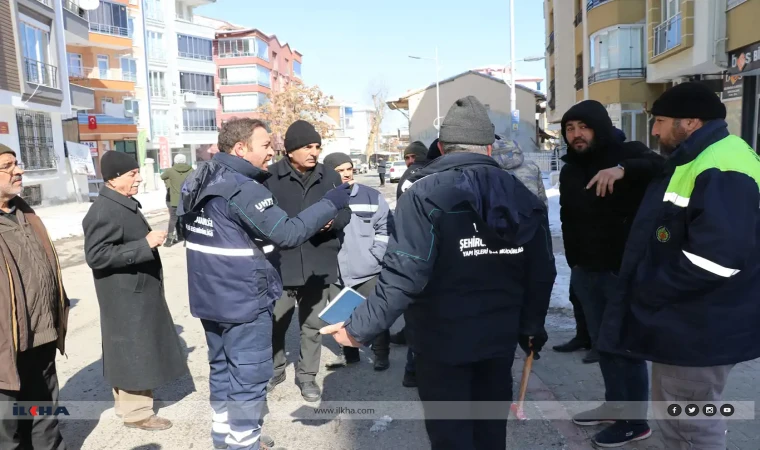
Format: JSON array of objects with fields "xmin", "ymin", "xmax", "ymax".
[
  {"xmin": 158, "ymin": 137, "xmax": 170, "ymax": 170},
  {"xmin": 728, "ymin": 41, "xmax": 760, "ymax": 75},
  {"xmin": 722, "ymin": 73, "xmax": 744, "ymax": 100}
]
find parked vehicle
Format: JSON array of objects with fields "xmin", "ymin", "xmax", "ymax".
[{"xmin": 388, "ymin": 160, "xmax": 408, "ymax": 183}]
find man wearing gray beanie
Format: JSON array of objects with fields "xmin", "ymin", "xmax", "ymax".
[{"xmin": 321, "ymin": 95, "xmax": 556, "ymax": 449}]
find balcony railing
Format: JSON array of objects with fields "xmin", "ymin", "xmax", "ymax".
[
  {"xmin": 588, "ymin": 68, "xmax": 646, "ymax": 84},
  {"xmin": 574, "ymin": 10, "xmax": 582, "ymax": 26},
  {"xmin": 183, "ymin": 125, "xmax": 217, "ymax": 132},
  {"xmin": 547, "ymin": 32, "xmax": 555, "ymax": 55},
  {"xmin": 653, "ymin": 12, "xmax": 682, "ymax": 57},
  {"xmin": 587, "ymin": 0, "xmax": 612, "ymax": 10},
  {"xmin": 218, "ymin": 51, "xmax": 257, "ymax": 59},
  {"xmin": 35, "ymin": 0, "xmax": 52, "ymax": 7},
  {"xmin": 178, "ymin": 52, "xmax": 213, "ymax": 61},
  {"xmin": 220, "ymin": 78, "xmax": 258, "ymax": 86},
  {"xmin": 548, "ymin": 80, "xmax": 556, "ymax": 110},
  {"xmin": 70, "ymin": 67, "xmax": 137, "ymax": 82},
  {"xmin": 180, "ymin": 88, "xmax": 215, "ymax": 96},
  {"xmin": 62, "ymin": 0, "xmax": 86, "ymax": 17},
  {"xmin": 575, "ymin": 67, "xmax": 583, "ymax": 90},
  {"xmin": 88, "ymin": 22, "xmax": 129, "ymax": 37},
  {"xmin": 24, "ymin": 59, "xmax": 58, "ymax": 88}
]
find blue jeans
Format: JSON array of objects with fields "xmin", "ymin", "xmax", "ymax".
[
  {"xmin": 202, "ymin": 308, "xmax": 274, "ymax": 450},
  {"xmin": 572, "ymin": 267, "xmax": 648, "ymax": 423}
]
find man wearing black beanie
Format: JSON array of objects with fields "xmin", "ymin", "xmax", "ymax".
[
  {"xmin": 265, "ymin": 120, "xmax": 352, "ymax": 402},
  {"xmin": 598, "ymin": 82, "xmax": 760, "ymax": 450},
  {"xmin": 559, "ymin": 99, "xmax": 664, "ymax": 447}
]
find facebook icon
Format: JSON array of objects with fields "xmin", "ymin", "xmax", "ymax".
[{"xmin": 667, "ymin": 404, "xmax": 682, "ymax": 417}]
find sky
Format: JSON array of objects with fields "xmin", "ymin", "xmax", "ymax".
[{"xmin": 197, "ymin": 0, "xmax": 548, "ymax": 132}]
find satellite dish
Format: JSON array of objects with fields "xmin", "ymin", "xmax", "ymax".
[{"xmin": 77, "ymin": 0, "xmax": 100, "ymax": 11}]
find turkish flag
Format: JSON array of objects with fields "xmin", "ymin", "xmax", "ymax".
[{"xmin": 88, "ymin": 115, "xmax": 97, "ymax": 130}]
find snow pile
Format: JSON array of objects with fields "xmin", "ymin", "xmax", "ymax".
[
  {"xmin": 37, "ymin": 188, "xmax": 169, "ymax": 242},
  {"xmin": 546, "ymin": 180, "xmax": 571, "ymax": 309}
]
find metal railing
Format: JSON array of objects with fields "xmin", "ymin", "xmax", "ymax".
[
  {"xmin": 588, "ymin": 68, "xmax": 646, "ymax": 84},
  {"xmin": 70, "ymin": 66, "xmax": 136, "ymax": 82},
  {"xmin": 524, "ymin": 152, "xmax": 564, "ymax": 172},
  {"xmin": 36, "ymin": 0, "xmax": 52, "ymax": 7},
  {"xmin": 180, "ymin": 88, "xmax": 215, "ymax": 96},
  {"xmin": 575, "ymin": 67, "xmax": 583, "ymax": 90},
  {"xmin": 547, "ymin": 32, "xmax": 555, "ymax": 55},
  {"xmin": 587, "ymin": 0, "xmax": 612, "ymax": 11},
  {"xmin": 654, "ymin": 12, "xmax": 682, "ymax": 57},
  {"xmin": 62, "ymin": 0, "xmax": 86, "ymax": 17},
  {"xmin": 24, "ymin": 59, "xmax": 58, "ymax": 88},
  {"xmin": 548, "ymin": 80, "xmax": 556, "ymax": 110},
  {"xmin": 218, "ymin": 50, "xmax": 256, "ymax": 59},
  {"xmin": 574, "ymin": 10, "xmax": 582, "ymax": 26},
  {"xmin": 178, "ymin": 52, "xmax": 213, "ymax": 61},
  {"xmin": 88, "ymin": 22, "xmax": 129, "ymax": 37},
  {"xmin": 182, "ymin": 125, "xmax": 217, "ymax": 132},
  {"xmin": 220, "ymin": 78, "xmax": 257, "ymax": 86}
]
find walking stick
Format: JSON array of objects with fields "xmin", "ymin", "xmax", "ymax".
[{"xmin": 510, "ymin": 350, "xmax": 533, "ymax": 421}]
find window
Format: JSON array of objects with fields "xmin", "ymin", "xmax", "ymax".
[
  {"xmin": 149, "ymin": 71, "xmax": 167, "ymax": 98},
  {"xmin": 182, "ymin": 109, "xmax": 217, "ymax": 132},
  {"xmin": 654, "ymin": 0, "xmax": 682, "ymax": 56},
  {"xmin": 219, "ymin": 66, "xmax": 257, "ymax": 85},
  {"xmin": 88, "ymin": 1, "xmax": 129, "ymax": 37},
  {"xmin": 255, "ymin": 37, "xmax": 269, "ymax": 61},
  {"xmin": 20, "ymin": 21, "xmax": 56, "ymax": 87},
  {"xmin": 144, "ymin": 0, "xmax": 163, "ymax": 22},
  {"xmin": 222, "ymin": 94, "xmax": 260, "ymax": 112},
  {"xmin": 620, "ymin": 110, "xmax": 649, "ymax": 146},
  {"xmin": 589, "ymin": 25, "xmax": 645, "ymax": 83},
  {"xmin": 258, "ymin": 92, "xmax": 269, "ymax": 108},
  {"xmin": 151, "ymin": 109, "xmax": 171, "ymax": 139},
  {"xmin": 727, "ymin": 0, "xmax": 749, "ymax": 9},
  {"xmin": 293, "ymin": 60, "xmax": 302, "ymax": 78},
  {"xmin": 257, "ymin": 66, "xmax": 271, "ymax": 87},
  {"xmin": 180, "ymin": 72, "xmax": 214, "ymax": 95},
  {"xmin": 147, "ymin": 31, "xmax": 165, "ymax": 61},
  {"xmin": 178, "ymin": 35, "xmax": 213, "ymax": 61},
  {"xmin": 97, "ymin": 55, "xmax": 109, "ymax": 79},
  {"xmin": 101, "ymin": 96, "xmax": 113, "ymax": 113},
  {"xmin": 121, "ymin": 57, "xmax": 137, "ymax": 82},
  {"xmin": 15, "ymin": 111, "xmax": 56, "ymax": 170},
  {"xmin": 341, "ymin": 106, "xmax": 354, "ymax": 130},
  {"xmin": 68, "ymin": 53, "xmax": 83, "ymax": 77}
]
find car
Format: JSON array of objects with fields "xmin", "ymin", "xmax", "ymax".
[{"xmin": 388, "ymin": 160, "xmax": 408, "ymax": 183}]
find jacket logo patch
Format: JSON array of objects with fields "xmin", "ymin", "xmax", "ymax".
[
  {"xmin": 255, "ymin": 198, "xmax": 274, "ymax": 212},
  {"xmin": 656, "ymin": 226, "xmax": 670, "ymax": 243}
]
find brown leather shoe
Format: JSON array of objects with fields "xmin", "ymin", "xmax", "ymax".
[{"xmin": 124, "ymin": 415, "xmax": 172, "ymax": 431}]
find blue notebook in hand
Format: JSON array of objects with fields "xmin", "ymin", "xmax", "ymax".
[{"xmin": 318, "ymin": 287, "xmax": 366, "ymax": 325}]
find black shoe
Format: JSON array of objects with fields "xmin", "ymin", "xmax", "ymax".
[
  {"xmin": 402, "ymin": 371, "xmax": 417, "ymax": 388},
  {"xmin": 373, "ymin": 354, "xmax": 390, "ymax": 371},
  {"xmin": 572, "ymin": 404, "xmax": 617, "ymax": 426},
  {"xmin": 267, "ymin": 373, "xmax": 286, "ymax": 393},
  {"xmin": 389, "ymin": 332, "xmax": 407, "ymax": 346},
  {"xmin": 299, "ymin": 381, "xmax": 321, "ymax": 402},
  {"xmin": 344, "ymin": 347, "xmax": 361, "ymax": 364},
  {"xmin": 552, "ymin": 337, "xmax": 591, "ymax": 352},
  {"xmin": 592, "ymin": 421, "xmax": 652, "ymax": 448},
  {"xmin": 583, "ymin": 348, "xmax": 600, "ymax": 364}
]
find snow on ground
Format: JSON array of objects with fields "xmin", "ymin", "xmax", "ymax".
[
  {"xmin": 37, "ymin": 187, "xmax": 169, "ymax": 241},
  {"xmin": 546, "ymin": 176, "xmax": 571, "ymax": 309}
]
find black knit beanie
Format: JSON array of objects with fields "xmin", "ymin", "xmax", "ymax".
[
  {"xmin": 284, "ymin": 120, "xmax": 322, "ymax": 152},
  {"xmin": 651, "ymin": 82, "xmax": 726, "ymax": 120},
  {"xmin": 101, "ymin": 151, "xmax": 139, "ymax": 181},
  {"xmin": 427, "ymin": 138, "xmax": 442, "ymax": 160},
  {"xmin": 323, "ymin": 152, "xmax": 353, "ymax": 170},
  {"xmin": 404, "ymin": 141, "xmax": 428, "ymax": 160}
]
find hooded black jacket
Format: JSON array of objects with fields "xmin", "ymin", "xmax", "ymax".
[
  {"xmin": 345, "ymin": 152, "xmax": 556, "ymax": 364},
  {"xmin": 559, "ymin": 101, "xmax": 664, "ymax": 271}
]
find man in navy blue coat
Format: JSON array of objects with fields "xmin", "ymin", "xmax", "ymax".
[
  {"xmin": 322, "ymin": 96, "xmax": 556, "ymax": 450},
  {"xmin": 178, "ymin": 118, "xmax": 351, "ymax": 450}
]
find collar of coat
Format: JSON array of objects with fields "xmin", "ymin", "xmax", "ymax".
[
  {"xmin": 98, "ymin": 186, "xmax": 143, "ymax": 211},
  {"xmin": 213, "ymin": 152, "xmax": 271, "ymax": 183},
  {"xmin": 665, "ymin": 120, "xmax": 730, "ymax": 173},
  {"xmin": 270, "ymin": 158, "xmax": 326, "ymax": 184}
]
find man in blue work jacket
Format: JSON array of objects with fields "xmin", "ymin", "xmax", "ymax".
[
  {"xmin": 177, "ymin": 118, "xmax": 351, "ymax": 450},
  {"xmin": 322, "ymin": 96, "xmax": 556, "ymax": 450}
]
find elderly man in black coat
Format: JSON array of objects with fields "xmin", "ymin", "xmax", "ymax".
[{"xmin": 83, "ymin": 151, "xmax": 188, "ymax": 431}]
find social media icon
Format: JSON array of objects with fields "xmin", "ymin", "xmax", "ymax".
[
  {"xmin": 720, "ymin": 404, "xmax": 735, "ymax": 417},
  {"xmin": 703, "ymin": 404, "xmax": 717, "ymax": 416},
  {"xmin": 667, "ymin": 404, "xmax": 682, "ymax": 417},
  {"xmin": 685, "ymin": 404, "xmax": 699, "ymax": 417}
]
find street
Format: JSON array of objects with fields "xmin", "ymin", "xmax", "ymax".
[{"xmin": 50, "ymin": 171, "xmax": 759, "ymax": 450}]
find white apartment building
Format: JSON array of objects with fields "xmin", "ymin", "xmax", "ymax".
[{"xmin": 139, "ymin": 0, "xmax": 217, "ymax": 169}]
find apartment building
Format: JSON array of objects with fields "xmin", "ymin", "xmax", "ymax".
[
  {"xmin": 0, "ymin": 0, "xmax": 89, "ymax": 205},
  {"xmin": 544, "ymin": 0, "xmax": 577, "ymax": 123}
]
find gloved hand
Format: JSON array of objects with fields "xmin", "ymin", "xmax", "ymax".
[
  {"xmin": 518, "ymin": 329, "xmax": 548, "ymax": 360},
  {"xmin": 323, "ymin": 182, "xmax": 352, "ymax": 210}
]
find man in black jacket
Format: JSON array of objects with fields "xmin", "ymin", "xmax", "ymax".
[
  {"xmin": 559, "ymin": 100, "xmax": 663, "ymax": 447},
  {"xmin": 322, "ymin": 96, "xmax": 556, "ymax": 449},
  {"xmin": 265, "ymin": 120, "xmax": 351, "ymax": 402},
  {"xmin": 395, "ymin": 141, "xmax": 427, "ymax": 199}
]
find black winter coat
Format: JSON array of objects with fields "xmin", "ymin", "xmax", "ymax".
[
  {"xmin": 264, "ymin": 159, "xmax": 351, "ymax": 286},
  {"xmin": 83, "ymin": 188, "xmax": 188, "ymax": 391},
  {"xmin": 559, "ymin": 105, "xmax": 664, "ymax": 271}
]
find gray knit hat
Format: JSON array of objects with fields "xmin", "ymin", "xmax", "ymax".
[{"xmin": 439, "ymin": 96, "xmax": 495, "ymax": 146}]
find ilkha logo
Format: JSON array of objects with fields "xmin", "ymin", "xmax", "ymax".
[
  {"xmin": 12, "ymin": 404, "xmax": 70, "ymax": 417},
  {"xmin": 656, "ymin": 226, "xmax": 671, "ymax": 243}
]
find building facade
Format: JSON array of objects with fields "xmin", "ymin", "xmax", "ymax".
[
  {"xmin": 325, "ymin": 102, "xmax": 377, "ymax": 157},
  {"xmin": 725, "ymin": 0, "xmax": 760, "ymax": 149},
  {"xmin": 0, "ymin": 0, "xmax": 92, "ymax": 206}
]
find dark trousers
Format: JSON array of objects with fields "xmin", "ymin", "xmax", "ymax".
[
  {"xmin": 341, "ymin": 277, "xmax": 390, "ymax": 359},
  {"xmin": 570, "ymin": 267, "xmax": 617, "ymax": 347},
  {"xmin": 416, "ymin": 353, "xmax": 515, "ymax": 450},
  {"xmin": 167, "ymin": 204, "xmax": 178, "ymax": 239},
  {"xmin": 568, "ymin": 286, "xmax": 590, "ymax": 343},
  {"xmin": 599, "ymin": 352, "xmax": 649, "ymax": 424},
  {"xmin": 0, "ymin": 343, "xmax": 66, "ymax": 450},
  {"xmin": 378, "ymin": 173, "xmax": 385, "ymax": 186},
  {"xmin": 202, "ymin": 309, "xmax": 274, "ymax": 450},
  {"xmin": 272, "ymin": 282, "xmax": 332, "ymax": 383}
]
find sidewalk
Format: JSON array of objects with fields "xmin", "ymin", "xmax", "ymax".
[{"xmin": 36, "ymin": 187, "xmax": 169, "ymax": 241}]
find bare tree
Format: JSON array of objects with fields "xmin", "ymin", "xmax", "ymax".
[
  {"xmin": 365, "ymin": 85, "xmax": 387, "ymax": 159},
  {"xmin": 259, "ymin": 82, "xmax": 334, "ymax": 152}
]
